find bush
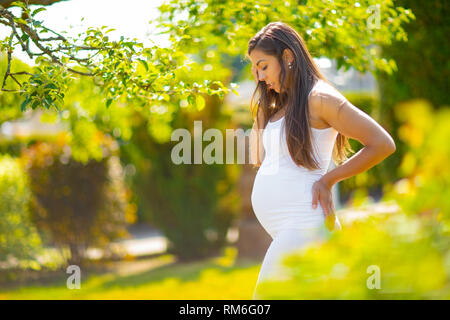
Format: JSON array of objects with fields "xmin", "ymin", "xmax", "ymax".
[
  {"xmin": 21, "ymin": 134, "xmax": 136, "ymax": 265},
  {"xmin": 0, "ymin": 154, "xmax": 42, "ymax": 267},
  {"xmin": 256, "ymin": 213, "xmax": 449, "ymax": 299}
]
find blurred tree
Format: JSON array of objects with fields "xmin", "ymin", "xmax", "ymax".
[
  {"xmin": 378, "ymin": 1, "xmax": 449, "ymax": 110},
  {"xmin": 376, "ymin": 0, "xmax": 449, "ymax": 184}
]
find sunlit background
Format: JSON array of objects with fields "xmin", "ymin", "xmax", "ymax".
[{"xmin": 0, "ymin": 0, "xmax": 448, "ymax": 300}]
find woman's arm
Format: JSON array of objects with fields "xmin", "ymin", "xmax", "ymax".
[
  {"xmin": 309, "ymin": 89, "xmax": 395, "ymax": 231},
  {"xmin": 312, "ymin": 90, "xmax": 396, "ymax": 189}
]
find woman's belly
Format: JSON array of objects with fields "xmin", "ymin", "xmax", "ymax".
[{"xmin": 251, "ymin": 165, "xmax": 336, "ymax": 238}]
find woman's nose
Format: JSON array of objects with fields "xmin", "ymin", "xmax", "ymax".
[{"xmin": 258, "ymin": 72, "xmax": 266, "ymax": 81}]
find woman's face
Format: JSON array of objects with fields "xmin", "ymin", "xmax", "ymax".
[{"xmin": 249, "ymin": 49, "xmax": 282, "ymax": 93}]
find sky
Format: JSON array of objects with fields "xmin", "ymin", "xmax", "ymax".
[{"xmin": 1, "ymin": 0, "xmax": 170, "ymax": 64}]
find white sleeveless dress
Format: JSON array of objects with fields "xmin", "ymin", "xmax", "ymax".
[{"xmin": 250, "ymin": 79, "xmax": 342, "ymax": 299}]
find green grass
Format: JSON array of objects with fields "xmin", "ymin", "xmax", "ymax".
[{"xmin": 0, "ymin": 247, "xmax": 261, "ymax": 300}]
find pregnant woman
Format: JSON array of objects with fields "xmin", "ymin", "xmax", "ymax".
[{"xmin": 247, "ymin": 22, "xmax": 396, "ymax": 299}]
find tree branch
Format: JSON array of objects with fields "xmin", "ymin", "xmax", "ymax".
[{"xmin": 0, "ymin": 0, "xmax": 66, "ymax": 9}]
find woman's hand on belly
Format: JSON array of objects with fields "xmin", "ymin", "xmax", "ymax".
[{"xmin": 312, "ymin": 178, "xmax": 336, "ymax": 231}]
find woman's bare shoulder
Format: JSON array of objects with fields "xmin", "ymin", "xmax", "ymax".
[
  {"xmin": 310, "ymin": 80, "xmax": 345, "ymax": 98},
  {"xmin": 308, "ymin": 80, "xmax": 351, "ymax": 128},
  {"xmin": 309, "ymin": 81, "xmax": 348, "ymax": 111}
]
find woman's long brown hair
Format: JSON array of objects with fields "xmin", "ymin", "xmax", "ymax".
[{"xmin": 247, "ymin": 22, "xmax": 353, "ymax": 169}]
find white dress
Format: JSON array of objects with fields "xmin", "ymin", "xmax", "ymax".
[{"xmin": 250, "ymin": 79, "xmax": 342, "ymax": 299}]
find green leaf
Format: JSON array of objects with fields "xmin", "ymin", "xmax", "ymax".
[
  {"xmin": 10, "ymin": 1, "xmax": 27, "ymax": 9},
  {"xmin": 187, "ymin": 94, "xmax": 195, "ymax": 106},
  {"xmin": 138, "ymin": 59, "xmax": 149, "ymax": 71},
  {"xmin": 44, "ymin": 83, "xmax": 57, "ymax": 90},
  {"xmin": 32, "ymin": 20, "xmax": 43, "ymax": 27},
  {"xmin": 124, "ymin": 42, "xmax": 135, "ymax": 52},
  {"xmin": 106, "ymin": 98, "xmax": 113, "ymax": 108},
  {"xmin": 20, "ymin": 98, "xmax": 30, "ymax": 112},
  {"xmin": 31, "ymin": 7, "xmax": 47, "ymax": 17},
  {"xmin": 43, "ymin": 97, "xmax": 52, "ymax": 109},
  {"xmin": 14, "ymin": 18, "xmax": 28, "ymax": 25}
]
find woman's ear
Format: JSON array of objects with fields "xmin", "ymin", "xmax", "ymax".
[{"xmin": 282, "ymin": 48, "xmax": 294, "ymax": 65}]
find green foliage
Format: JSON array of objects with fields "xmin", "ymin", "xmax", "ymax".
[
  {"xmin": 51, "ymin": 75, "xmax": 135, "ymax": 164},
  {"xmin": 376, "ymin": 0, "xmax": 449, "ymax": 184},
  {"xmin": 0, "ymin": 54, "xmax": 32, "ymax": 122},
  {"xmin": 2, "ymin": 0, "xmax": 414, "ymax": 121},
  {"xmin": 21, "ymin": 138, "xmax": 136, "ymax": 265},
  {"xmin": 257, "ymin": 213, "xmax": 448, "ymax": 299},
  {"xmin": 0, "ymin": 154, "xmax": 42, "ymax": 267},
  {"xmin": 156, "ymin": 0, "xmax": 414, "ymax": 75},
  {"xmin": 384, "ymin": 100, "xmax": 450, "ymax": 239},
  {"xmin": 377, "ymin": 0, "xmax": 449, "ymax": 109},
  {"xmin": 21, "ymin": 62, "xmax": 72, "ymax": 112},
  {"xmin": 0, "ymin": 3, "xmax": 231, "ymax": 112}
]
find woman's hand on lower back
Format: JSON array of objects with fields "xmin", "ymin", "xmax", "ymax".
[{"xmin": 312, "ymin": 178, "xmax": 336, "ymax": 231}]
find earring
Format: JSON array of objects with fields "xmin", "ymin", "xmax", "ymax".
[{"xmin": 288, "ymin": 62, "xmax": 292, "ymax": 69}]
